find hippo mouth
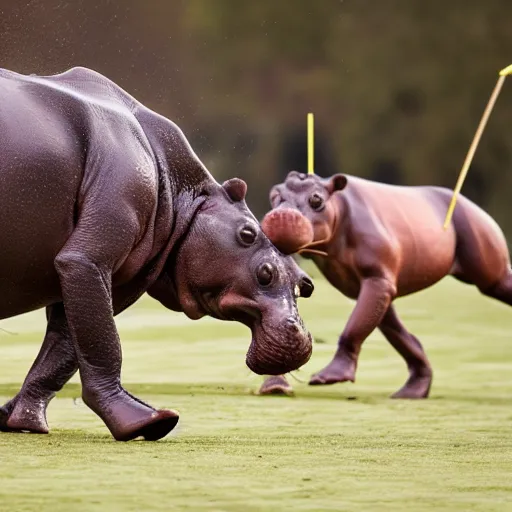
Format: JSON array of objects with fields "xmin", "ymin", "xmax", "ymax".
[
  {"xmin": 196, "ymin": 290, "xmax": 259, "ymax": 324},
  {"xmin": 245, "ymin": 317, "xmax": 313, "ymax": 375},
  {"xmin": 195, "ymin": 289, "xmax": 312, "ymax": 375},
  {"xmin": 195, "ymin": 290, "xmax": 230, "ymax": 321}
]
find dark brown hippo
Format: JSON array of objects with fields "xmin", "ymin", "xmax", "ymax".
[
  {"xmin": 259, "ymin": 171, "xmax": 512, "ymax": 398},
  {"xmin": 0, "ymin": 67, "xmax": 314, "ymax": 441}
]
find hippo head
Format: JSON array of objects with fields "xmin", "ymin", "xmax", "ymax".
[
  {"xmin": 148, "ymin": 177, "xmax": 314, "ymax": 375},
  {"xmin": 260, "ymin": 171, "xmax": 347, "ymax": 255}
]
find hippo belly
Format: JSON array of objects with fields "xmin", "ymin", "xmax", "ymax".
[
  {"xmin": 0, "ymin": 169, "xmax": 76, "ymax": 317},
  {"xmin": 394, "ymin": 200, "xmax": 457, "ymax": 297},
  {"xmin": 0, "ymin": 151, "xmax": 80, "ymax": 318},
  {"xmin": 0, "ymin": 78, "xmax": 86, "ymax": 317}
]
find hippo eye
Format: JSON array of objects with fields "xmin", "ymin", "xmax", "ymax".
[
  {"xmin": 308, "ymin": 193, "xmax": 324, "ymax": 211},
  {"xmin": 239, "ymin": 225, "xmax": 257, "ymax": 246},
  {"xmin": 257, "ymin": 262, "xmax": 274, "ymax": 287}
]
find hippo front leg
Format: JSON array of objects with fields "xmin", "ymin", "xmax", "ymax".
[
  {"xmin": 52, "ymin": 208, "xmax": 179, "ymax": 442},
  {"xmin": 0, "ymin": 304, "xmax": 77, "ymax": 434},
  {"xmin": 309, "ymin": 277, "xmax": 395, "ymax": 386}
]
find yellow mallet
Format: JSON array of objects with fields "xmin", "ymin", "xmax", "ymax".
[
  {"xmin": 307, "ymin": 112, "xmax": 314, "ymax": 174},
  {"xmin": 443, "ymin": 64, "xmax": 512, "ymax": 229}
]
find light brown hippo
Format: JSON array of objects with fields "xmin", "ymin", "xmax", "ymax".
[{"xmin": 259, "ymin": 171, "xmax": 512, "ymax": 398}]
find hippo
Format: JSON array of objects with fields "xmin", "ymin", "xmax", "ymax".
[
  {"xmin": 259, "ymin": 171, "xmax": 512, "ymax": 398},
  {"xmin": 0, "ymin": 67, "xmax": 314, "ymax": 441}
]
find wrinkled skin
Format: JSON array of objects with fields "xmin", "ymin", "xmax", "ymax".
[
  {"xmin": 259, "ymin": 170, "xmax": 512, "ymax": 398},
  {"xmin": 0, "ymin": 68, "xmax": 313, "ymax": 442}
]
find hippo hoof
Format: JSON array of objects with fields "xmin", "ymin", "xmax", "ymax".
[
  {"xmin": 114, "ymin": 409, "xmax": 180, "ymax": 442},
  {"xmin": 258, "ymin": 376, "xmax": 294, "ymax": 396},
  {"xmin": 391, "ymin": 375, "xmax": 432, "ymax": 399},
  {"xmin": 309, "ymin": 374, "xmax": 354, "ymax": 386},
  {"xmin": 0, "ymin": 399, "xmax": 49, "ymax": 434},
  {"xmin": 0, "ymin": 403, "xmax": 13, "ymax": 432},
  {"xmin": 309, "ymin": 358, "xmax": 356, "ymax": 386}
]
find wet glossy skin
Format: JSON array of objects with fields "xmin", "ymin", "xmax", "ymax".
[
  {"xmin": 260, "ymin": 171, "xmax": 512, "ymax": 398},
  {"xmin": 0, "ymin": 68, "xmax": 313, "ymax": 441}
]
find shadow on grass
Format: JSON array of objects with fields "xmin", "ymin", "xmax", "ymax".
[{"xmin": 0, "ymin": 382, "xmax": 509, "ymax": 405}]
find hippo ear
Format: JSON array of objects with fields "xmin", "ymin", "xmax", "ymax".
[
  {"xmin": 326, "ymin": 174, "xmax": 347, "ymax": 195},
  {"xmin": 222, "ymin": 178, "xmax": 247, "ymax": 202}
]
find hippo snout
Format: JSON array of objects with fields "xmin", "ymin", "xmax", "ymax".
[{"xmin": 246, "ymin": 319, "xmax": 313, "ymax": 375}]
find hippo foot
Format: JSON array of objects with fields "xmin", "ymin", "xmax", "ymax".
[
  {"xmin": 0, "ymin": 400, "xmax": 15, "ymax": 432},
  {"xmin": 258, "ymin": 376, "xmax": 294, "ymax": 396},
  {"xmin": 391, "ymin": 370, "xmax": 432, "ymax": 399},
  {"xmin": 118, "ymin": 409, "xmax": 180, "ymax": 442},
  {"xmin": 0, "ymin": 396, "xmax": 49, "ymax": 434},
  {"xmin": 309, "ymin": 355, "xmax": 357, "ymax": 386},
  {"xmin": 83, "ymin": 388, "xmax": 179, "ymax": 441}
]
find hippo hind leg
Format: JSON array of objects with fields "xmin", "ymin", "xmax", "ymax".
[
  {"xmin": 0, "ymin": 304, "xmax": 78, "ymax": 434},
  {"xmin": 450, "ymin": 198, "xmax": 512, "ymax": 303},
  {"xmin": 379, "ymin": 305, "xmax": 432, "ymax": 399},
  {"xmin": 452, "ymin": 254, "xmax": 512, "ymax": 305},
  {"xmin": 479, "ymin": 269, "xmax": 512, "ymax": 306}
]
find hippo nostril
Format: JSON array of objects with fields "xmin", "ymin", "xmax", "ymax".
[
  {"xmin": 257, "ymin": 262, "xmax": 274, "ymax": 287},
  {"xmin": 299, "ymin": 276, "xmax": 314, "ymax": 298},
  {"xmin": 286, "ymin": 316, "xmax": 301, "ymax": 333}
]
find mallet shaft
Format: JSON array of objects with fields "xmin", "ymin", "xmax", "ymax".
[
  {"xmin": 443, "ymin": 74, "xmax": 507, "ymax": 229},
  {"xmin": 307, "ymin": 113, "xmax": 314, "ymax": 174}
]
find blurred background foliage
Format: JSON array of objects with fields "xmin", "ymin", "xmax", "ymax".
[{"xmin": 1, "ymin": 0, "xmax": 511, "ymax": 233}]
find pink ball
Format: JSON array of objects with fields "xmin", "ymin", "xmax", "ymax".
[{"xmin": 261, "ymin": 208, "xmax": 314, "ymax": 254}]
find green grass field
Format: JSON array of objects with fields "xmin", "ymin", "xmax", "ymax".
[{"xmin": 1, "ymin": 271, "xmax": 511, "ymax": 511}]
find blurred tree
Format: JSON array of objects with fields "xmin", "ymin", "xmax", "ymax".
[{"xmin": 0, "ymin": 0, "xmax": 511, "ymax": 231}]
